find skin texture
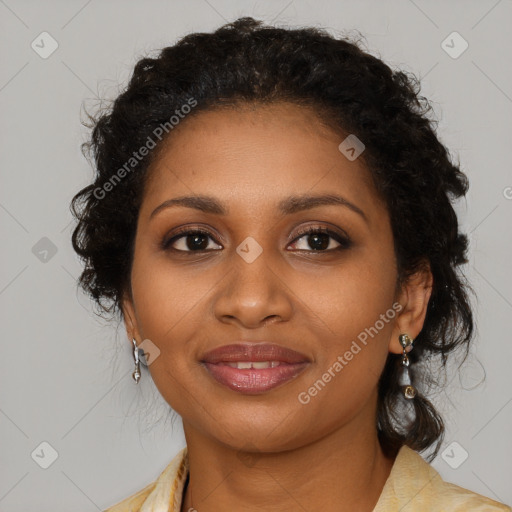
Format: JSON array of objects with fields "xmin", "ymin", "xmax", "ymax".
[{"xmin": 122, "ymin": 102, "xmax": 433, "ymax": 512}]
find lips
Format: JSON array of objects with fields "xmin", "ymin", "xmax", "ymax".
[
  {"xmin": 201, "ymin": 343, "xmax": 310, "ymax": 364},
  {"xmin": 200, "ymin": 343, "xmax": 310, "ymax": 395}
]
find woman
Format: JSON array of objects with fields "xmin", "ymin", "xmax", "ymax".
[{"xmin": 71, "ymin": 17, "xmax": 511, "ymax": 512}]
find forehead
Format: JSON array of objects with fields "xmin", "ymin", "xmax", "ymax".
[{"xmin": 141, "ymin": 102, "xmax": 383, "ymax": 219}]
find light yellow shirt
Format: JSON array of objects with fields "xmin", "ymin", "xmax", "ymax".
[{"xmin": 103, "ymin": 444, "xmax": 511, "ymax": 511}]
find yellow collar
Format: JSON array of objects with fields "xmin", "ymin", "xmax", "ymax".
[{"xmin": 105, "ymin": 444, "xmax": 510, "ymax": 511}]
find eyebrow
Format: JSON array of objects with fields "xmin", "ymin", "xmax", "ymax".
[{"xmin": 149, "ymin": 193, "xmax": 368, "ymax": 223}]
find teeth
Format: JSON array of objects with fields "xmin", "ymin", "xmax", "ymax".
[
  {"xmin": 224, "ymin": 361, "xmax": 282, "ymax": 369},
  {"xmin": 252, "ymin": 361, "xmax": 272, "ymax": 369}
]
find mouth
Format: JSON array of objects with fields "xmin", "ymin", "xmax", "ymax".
[{"xmin": 200, "ymin": 342, "xmax": 311, "ymax": 395}]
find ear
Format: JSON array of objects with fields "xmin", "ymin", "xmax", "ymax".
[
  {"xmin": 388, "ymin": 259, "xmax": 433, "ymax": 355},
  {"xmin": 121, "ymin": 289, "xmax": 142, "ymax": 343}
]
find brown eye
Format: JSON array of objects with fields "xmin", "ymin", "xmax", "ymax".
[
  {"xmin": 289, "ymin": 226, "xmax": 351, "ymax": 252},
  {"xmin": 162, "ymin": 229, "xmax": 222, "ymax": 252}
]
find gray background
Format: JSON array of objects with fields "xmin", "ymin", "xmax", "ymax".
[{"xmin": 1, "ymin": 0, "xmax": 511, "ymax": 510}]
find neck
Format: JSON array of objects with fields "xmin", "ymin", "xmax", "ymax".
[{"xmin": 180, "ymin": 402, "xmax": 397, "ymax": 512}]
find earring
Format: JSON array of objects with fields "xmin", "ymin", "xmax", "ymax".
[
  {"xmin": 132, "ymin": 338, "xmax": 141, "ymax": 384},
  {"xmin": 398, "ymin": 334, "xmax": 416, "ymax": 399}
]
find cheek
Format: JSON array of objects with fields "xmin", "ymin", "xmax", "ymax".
[
  {"xmin": 130, "ymin": 258, "xmax": 204, "ymax": 412},
  {"xmin": 302, "ymin": 244, "xmax": 398, "ymax": 393},
  {"xmin": 296, "ymin": 282, "xmax": 396, "ymax": 439},
  {"xmin": 308, "ymin": 247, "xmax": 397, "ymax": 343},
  {"xmin": 128, "ymin": 252, "xmax": 206, "ymax": 394},
  {"xmin": 130, "ymin": 247, "xmax": 211, "ymax": 339}
]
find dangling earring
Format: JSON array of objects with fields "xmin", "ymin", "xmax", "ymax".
[
  {"xmin": 398, "ymin": 334, "xmax": 416, "ymax": 399},
  {"xmin": 132, "ymin": 338, "xmax": 141, "ymax": 384}
]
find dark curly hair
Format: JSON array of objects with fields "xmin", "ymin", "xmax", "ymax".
[{"xmin": 71, "ymin": 17, "xmax": 474, "ymax": 462}]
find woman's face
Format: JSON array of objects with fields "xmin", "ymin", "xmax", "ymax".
[{"xmin": 122, "ymin": 102, "xmax": 417, "ymax": 452}]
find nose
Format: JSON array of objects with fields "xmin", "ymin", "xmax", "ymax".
[{"xmin": 212, "ymin": 248, "xmax": 294, "ymax": 329}]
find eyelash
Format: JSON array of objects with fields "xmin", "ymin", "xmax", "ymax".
[{"xmin": 161, "ymin": 225, "xmax": 352, "ymax": 253}]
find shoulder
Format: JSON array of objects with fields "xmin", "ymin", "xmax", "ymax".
[
  {"xmin": 374, "ymin": 445, "xmax": 511, "ymax": 512},
  {"xmin": 102, "ymin": 446, "xmax": 189, "ymax": 512},
  {"xmin": 432, "ymin": 478, "xmax": 511, "ymax": 511},
  {"xmin": 103, "ymin": 481, "xmax": 156, "ymax": 512}
]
